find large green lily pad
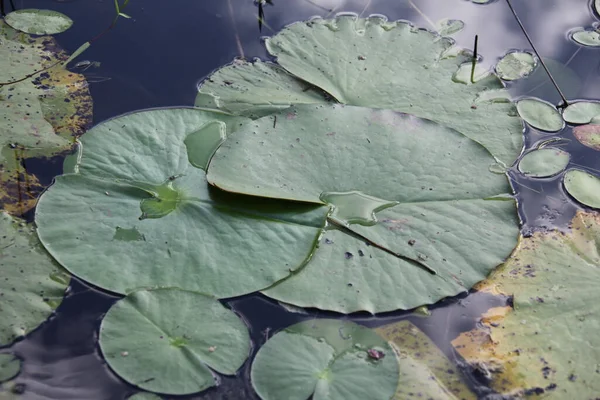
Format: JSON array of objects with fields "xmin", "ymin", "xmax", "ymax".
[
  {"xmin": 35, "ymin": 108, "xmax": 328, "ymax": 297},
  {"xmin": 0, "ymin": 20, "xmax": 92, "ymax": 215},
  {"xmin": 100, "ymin": 288, "xmax": 250, "ymax": 395},
  {"xmin": 452, "ymin": 212, "xmax": 600, "ymax": 397},
  {"xmin": 251, "ymin": 319, "xmax": 399, "ymax": 400},
  {"xmin": 262, "ymin": 16, "xmax": 523, "ymax": 166},
  {"xmin": 208, "ymin": 104, "xmax": 519, "ymax": 313},
  {"xmin": 0, "ymin": 212, "xmax": 69, "ymax": 346}
]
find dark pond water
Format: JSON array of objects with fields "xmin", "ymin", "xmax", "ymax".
[{"xmin": 2, "ymin": 0, "xmax": 600, "ymax": 398}]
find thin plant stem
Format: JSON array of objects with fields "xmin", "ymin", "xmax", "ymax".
[
  {"xmin": 302, "ymin": 0, "xmax": 332, "ymax": 12},
  {"xmin": 359, "ymin": 0, "xmax": 372, "ymax": 17},
  {"xmin": 406, "ymin": 0, "xmax": 436, "ymax": 30},
  {"xmin": 227, "ymin": 0, "xmax": 245, "ymax": 58},
  {"xmin": 470, "ymin": 35, "xmax": 478, "ymax": 84},
  {"xmin": 505, "ymin": 0, "xmax": 568, "ymax": 107}
]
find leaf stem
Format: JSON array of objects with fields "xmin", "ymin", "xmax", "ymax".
[{"xmin": 470, "ymin": 34, "xmax": 478, "ymax": 84}]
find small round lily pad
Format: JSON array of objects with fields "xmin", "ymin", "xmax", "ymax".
[
  {"xmin": 518, "ymin": 148, "xmax": 570, "ymax": 178},
  {"xmin": 0, "ymin": 355, "xmax": 20, "ymax": 382},
  {"xmin": 573, "ymin": 123, "xmax": 600, "ymax": 150},
  {"xmin": 563, "ymin": 169, "xmax": 600, "ymax": 209},
  {"xmin": 127, "ymin": 393, "xmax": 162, "ymax": 400},
  {"xmin": 436, "ymin": 19, "xmax": 464, "ymax": 37},
  {"xmin": 562, "ymin": 101, "xmax": 600, "ymax": 124},
  {"xmin": 4, "ymin": 9, "xmax": 73, "ymax": 35},
  {"xmin": 516, "ymin": 98, "xmax": 564, "ymax": 132},
  {"xmin": 99, "ymin": 288, "xmax": 251, "ymax": 395},
  {"xmin": 571, "ymin": 30, "xmax": 600, "ymax": 47},
  {"xmin": 496, "ymin": 52, "xmax": 536, "ymax": 81},
  {"xmin": 251, "ymin": 319, "xmax": 399, "ymax": 400}
]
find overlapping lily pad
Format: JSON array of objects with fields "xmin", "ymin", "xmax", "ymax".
[
  {"xmin": 573, "ymin": 123, "xmax": 600, "ymax": 150},
  {"xmin": 35, "ymin": 108, "xmax": 328, "ymax": 297},
  {"xmin": 4, "ymin": 9, "xmax": 73, "ymax": 35},
  {"xmin": 517, "ymin": 148, "xmax": 570, "ymax": 178},
  {"xmin": 100, "ymin": 288, "xmax": 250, "ymax": 395},
  {"xmin": 251, "ymin": 319, "xmax": 398, "ymax": 400},
  {"xmin": 452, "ymin": 212, "xmax": 600, "ymax": 397},
  {"xmin": 208, "ymin": 104, "xmax": 519, "ymax": 313},
  {"xmin": 0, "ymin": 212, "xmax": 69, "ymax": 346},
  {"xmin": 496, "ymin": 52, "xmax": 536, "ymax": 81}
]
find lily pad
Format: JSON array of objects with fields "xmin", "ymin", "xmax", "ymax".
[
  {"xmin": 517, "ymin": 148, "xmax": 570, "ymax": 178},
  {"xmin": 0, "ymin": 212, "xmax": 69, "ymax": 346},
  {"xmin": 436, "ymin": 19, "xmax": 464, "ymax": 37},
  {"xmin": 35, "ymin": 108, "xmax": 328, "ymax": 297},
  {"xmin": 100, "ymin": 288, "xmax": 250, "ymax": 395},
  {"xmin": 0, "ymin": 20, "xmax": 92, "ymax": 215},
  {"xmin": 196, "ymin": 59, "xmax": 330, "ymax": 119},
  {"xmin": 516, "ymin": 98, "xmax": 564, "ymax": 132},
  {"xmin": 0, "ymin": 356, "xmax": 20, "ymax": 383},
  {"xmin": 571, "ymin": 30, "xmax": 600, "ymax": 47},
  {"xmin": 562, "ymin": 101, "xmax": 600, "ymax": 124},
  {"xmin": 563, "ymin": 169, "xmax": 600, "ymax": 208},
  {"xmin": 208, "ymin": 104, "xmax": 519, "ymax": 313},
  {"xmin": 127, "ymin": 394, "xmax": 162, "ymax": 400},
  {"xmin": 452, "ymin": 212, "xmax": 600, "ymax": 397},
  {"xmin": 4, "ymin": 9, "xmax": 73, "ymax": 35},
  {"xmin": 573, "ymin": 123, "xmax": 600, "ymax": 150},
  {"xmin": 375, "ymin": 321, "xmax": 476, "ymax": 399},
  {"xmin": 496, "ymin": 52, "xmax": 536, "ymax": 81},
  {"xmin": 251, "ymin": 319, "xmax": 398, "ymax": 400}
]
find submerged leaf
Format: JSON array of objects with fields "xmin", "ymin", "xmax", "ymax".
[
  {"xmin": 517, "ymin": 148, "xmax": 570, "ymax": 178},
  {"xmin": 573, "ymin": 123, "xmax": 600, "ymax": 150},
  {"xmin": 516, "ymin": 98, "xmax": 564, "ymax": 132},
  {"xmin": 100, "ymin": 288, "xmax": 250, "ymax": 395},
  {"xmin": 436, "ymin": 18, "xmax": 464, "ymax": 37},
  {"xmin": 0, "ymin": 212, "xmax": 69, "ymax": 346},
  {"xmin": 4, "ymin": 9, "xmax": 73, "ymax": 35},
  {"xmin": 562, "ymin": 101, "xmax": 600, "ymax": 124},
  {"xmin": 251, "ymin": 319, "xmax": 399, "ymax": 400},
  {"xmin": 496, "ymin": 52, "xmax": 536, "ymax": 81},
  {"xmin": 208, "ymin": 104, "xmax": 519, "ymax": 313},
  {"xmin": 0, "ymin": 355, "xmax": 20, "ymax": 383},
  {"xmin": 452, "ymin": 212, "xmax": 600, "ymax": 397},
  {"xmin": 563, "ymin": 169, "xmax": 600, "ymax": 208},
  {"xmin": 35, "ymin": 108, "xmax": 327, "ymax": 297},
  {"xmin": 571, "ymin": 29, "xmax": 600, "ymax": 47}
]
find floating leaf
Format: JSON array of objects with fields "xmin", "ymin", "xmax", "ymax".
[
  {"xmin": 0, "ymin": 356, "xmax": 20, "ymax": 383},
  {"xmin": 375, "ymin": 321, "xmax": 476, "ymax": 399},
  {"xmin": 436, "ymin": 18, "xmax": 464, "ymax": 37},
  {"xmin": 573, "ymin": 123, "xmax": 600, "ymax": 150},
  {"xmin": 100, "ymin": 288, "xmax": 250, "ymax": 395},
  {"xmin": 251, "ymin": 319, "xmax": 398, "ymax": 400},
  {"xmin": 127, "ymin": 394, "xmax": 162, "ymax": 400},
  {"xmin": 208, "ymin": 104, "xmax": 519, "ymax": 313},
  {"xmin": 0, "ymin": 212, "xmax": 69, "ymax": 346},
  {"xmin": 0, "ymin": 20, "xmax": 92, "ymax": 215},
  {"xmin": 571, "ymin": 29, "xmax": 600, "ymax": 47},
  {"xmin": 496, "ymin": 52, "xmax": 537, "ymax": 81},
  {"xmin": 563, "ymin": 169, "xmax": 600, "ymax": 208},
  {"xmin": 562, "ymin": 101, "xmax": 600, "ymax": 124},
  {"xmin": 517, "ymin": 148, "xmax": 570, "ymax": 178},
  {"xmin": 4, "ymin": 9, "xmax": 73, "ymax": 35},
  {"xmin": 35, "ymin": 108, "xmax": 327, "ymax": 297},
  {"xmin": 205, "ymin": 16, "xmax": 522, "ymax": 166},
  {"xmin": 452, "ymin": 212, "xmax": 600, "ymax": 397},
  {"xmin": 196, "ymin": 59, "xmax": 330, "ymax": 119},
  {"xmin": 516, "ymin": 98, "xmax": 564, "ymax": 132}
]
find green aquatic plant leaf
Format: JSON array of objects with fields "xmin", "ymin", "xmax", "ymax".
[
  {"xmin": 0, "ymin": 355, "xmax": 20, "ymax": 383},
  {"xmin": 516, "ymin": 98, "xmax": 564, "ymax": 132},
  {"xmin": 0, "ymin": 212, "xmax": 69, "ymax": 346},
  {"xmin": 436, "ymin": 18, "xmax": 464, "ymax": 36},
  {"xmin": 196, "ymin": 59, "xmax": 330, "ymax": 119},
  {"xmin": 127, "ymin": 393, "xmax": 162, "ymax": 400},
  {"xmin": 562, "ymin": 101, "xmax": 600, "ymax": 124},
  {"xmin": 4, "ymin": 9, "xmax": 73, "ymax": 35},
  {"xmin": 208, "ymin": 104, "xmax": 519, "ymax": 313},
  {"xmin": 571, "ymin": 29, "xmax": 600, "ymax": 47},
  {"xmin": 0, "ymin": 20, "xmax": 92, "ymax": 215},
  {"xmin": 100, "ymin": 288, "xmax": 250, "ymax": 395},
  {"xmin": 251, "ymin": 319, "xmax": 399, "ymax": 400},
  {"xmin": 563, "ymin": 169, "xmax": 600, "ymax": 208},
  {"xmin": 573, "ymin": 123, "xmax": 600, "ymax": 150},
  {"xmin": 264, "ymin": 15, "xmax": 523, "ymax": 166},
  {"xmin": 517, "ymin": 148, "xmax": 570, "ymax": 178},
  {"xmin": 496, "ymin": 52, "xmax": 537, "ymax": 81},
  {"xmin": 35, "ymin": 108, "xmax": 328, "ymax": 297},
  {"xmin": 375, "ymin": 321, "xmax": 476, "ymax": 400},
  {"xmin": 453, "ymin": 212, "xmax": 600, "ymax": 397}
]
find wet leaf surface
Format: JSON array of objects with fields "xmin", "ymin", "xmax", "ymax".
[{"xmin": 496, "ymin": 52, "xmax": 537, "ymax": 81}]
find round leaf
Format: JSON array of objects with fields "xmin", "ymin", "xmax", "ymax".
[
  {"xmin": 573, "ymin": 123, "xmax": 600, "ymax": 150},
  {"xmin": 0, "ymin": 212, "xmax": 69, "ymax": 346},
  {"xmin": 4, "ymin": 9, "xmax": 73, "ymax": 35},
  {"xmin": 516, "ymin": 98, "xmax": 564, "ymax": 132},
  {"xmin": 562, "ymin": 101, "xmax": 600, "ymax": 124},
  {"xmin": 100, "ymin": 288, "xmax": 250, "ymax": 395},
  {"xmin": 436, "ymin": 18, "xmax": 464, "ymax": 37},
  {"xmin": 571, "ymin": 30, "xmax": 600, "ymax": 47},
  {"xmin": 496, "ymin": 52, "xmax": 537, "ymax": 81},
  {"xmin": 128, "ymin": 394, "xmax": 162, "ymax": 400},
  {"xmin": 35, "ymin": 108, "xmax": 327, "ymax": 297},
  {"xmin": 251, "ymin": 319, "xmax": 398, "ymax": 400},
  {"xmin": 208, "ymin": 104, "xmax": 519, "ymax": 313},
  {"xmin": 0, "ymin": 355, "xmax": 20, "ymax": 383},
  {"xmin": 262, "ymin": 16, "xmax": 523, "ymax": 166},
  {"xmin": 517, "ymin": 148, "xmax": 570, "ymax": 178},
  {"xmin": 563, "ymin": 169, "xmax": 600, "ymax": 208}
]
